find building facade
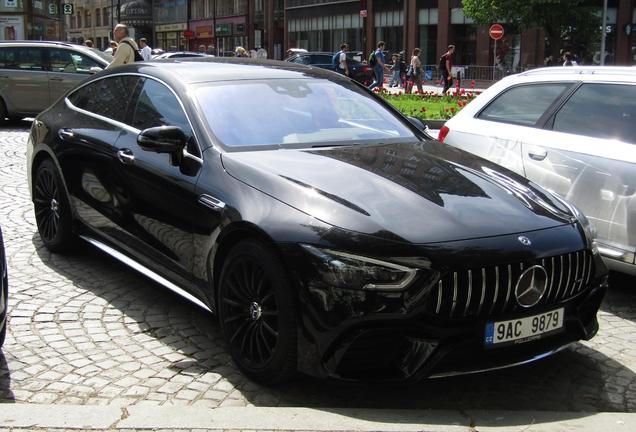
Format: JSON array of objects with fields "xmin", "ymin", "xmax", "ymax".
[
  {"xmin": 56, "ymin": 0, "xmax": 635, "ymax": 67},
  {"xmin": 1, "ymin": 0, "xmax": 63, "ymax": 41}
]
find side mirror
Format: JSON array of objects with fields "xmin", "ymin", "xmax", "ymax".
[
  {"xmin": 407, "ymin": 116, "xmax": 437, "ymax": 140},
  {"xmin": 407, "ymin": 116, "xmax": 427, "ymax": 131},
  {"xmin": 138, "ymin": 126, "xmax": 187, "ymax": 166},
  {"xmin": 89, "ymin": 66, "xmax": 104, "ymax": 74}
]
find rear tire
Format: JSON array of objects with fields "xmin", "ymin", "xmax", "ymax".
[
  {"xmin": 33, "ymin": 159, "xmax": 78, "ymax": 253},
  {"xmin": 218, "ymin": 239, "xmax": 297, "ymax": 384}
]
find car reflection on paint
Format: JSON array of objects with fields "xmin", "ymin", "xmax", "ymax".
[
  {"xmin": 27, "ymin": 57, "xmax": 608, "ymax": 384},
  {"xmin": 0, "ymin": 226, "xmax": 7, "ymax": 348}
]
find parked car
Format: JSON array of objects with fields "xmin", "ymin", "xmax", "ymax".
[
  {"xmin": 0, "ymin": 40, "xmax": 112, "ymax": 120},
  {"xmin": 27, "ymin": 58, "xmax": 608, "ymax": 384},
  {"xmin": 152, "ymin": 51, "xmax": 212, "ymax": 59},
  {"xmin": 438, "ymin": 67, "xmax": 636, "ymax": 275},
  {"xmin": 0, "ymin": 226, "xmax": 7, "ymax": 348},
  {"xmin": 285, "ymin": 51, "xmax": 374, "ymax": 86}
]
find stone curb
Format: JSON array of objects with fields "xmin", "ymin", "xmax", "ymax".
[{"xmin": 1, "ymin": 404, "xmax": 636, "ymax": 432}]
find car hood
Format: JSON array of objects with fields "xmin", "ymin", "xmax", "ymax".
[{"xmin": 220, "ymin": 141, "xmax": 575, "ymax": 244}]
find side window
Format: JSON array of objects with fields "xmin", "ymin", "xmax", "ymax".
[
  {"xmin": 49, "ymin": 49, "xmax": 101, "ymax": 74},
  {"xmin": 553, "ymin": 83, "xmax": 636, "ymax": 144},
  {"xmin": 49, "ymin": 49, "xmax": 75, "ymax": 72},
  {"xmin": 0, "ymin": 48, "xmax": 43, "ymax": 70},
  {"xmin": 68, "ymin": 79, "xmax": 104, "ymax": 112},
  {"xmin": 132, "ymin": 79, "xmax": 192, "ymax": 140},
  {"xmin": 92, "ymin": 76, "xmax": 141, "ymax": 122},
  {"xmin": 478, "ymin": 83, "xmax": 572, "ymax": 127},
  {"xmin": 313, "ymin": 55, "xmax": 332, "ymax": 65}
]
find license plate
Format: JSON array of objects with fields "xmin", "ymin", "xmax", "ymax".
[{"xmin": 484, "ymin": 308, "xmax": 564, "ymax": 348}]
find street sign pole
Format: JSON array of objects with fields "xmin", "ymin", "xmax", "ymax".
[
  {"xmin": 493, "ymin": 39, "xmax": 497, "ymax": 82},
  {"xmin": 489, "ymin": 24, "xmax": 504, "ymax": 82}
]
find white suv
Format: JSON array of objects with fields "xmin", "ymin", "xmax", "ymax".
[{"xmin": 439, "ymin": 67, "xmax": 636, "ymax": 275}]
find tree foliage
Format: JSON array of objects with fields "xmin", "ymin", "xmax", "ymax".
[{"xmin": 462, "ymin": 0, "xmax": 602, "ymax": 55}]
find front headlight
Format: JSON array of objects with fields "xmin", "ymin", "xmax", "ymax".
[
  {"xmin": 301, "ymin": 244, "xmax": 418, "ymax": 291},
  {"xmin": 551, "ymin": 194, "xmax": 598, "ymax": 255}
]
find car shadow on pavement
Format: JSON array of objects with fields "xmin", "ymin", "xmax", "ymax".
[
  {"xmin": 602, "ymin": 271, "xmax": 636, "ymax": 323},
  {"xmin": 4, "ymin": 233, "xmax": 632, "ymax": 413}
]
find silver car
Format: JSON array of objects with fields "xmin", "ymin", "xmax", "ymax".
[
  {"xmin": 439, "ymin": 67, "xmax": 636, "ymax": 275},
  {"xmin": 0, "ymin": 40, "xmax": 112, "ymax": 120}
]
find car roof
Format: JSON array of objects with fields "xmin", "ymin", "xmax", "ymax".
[
  {"xmin": 160, "ymin": 51, "xmax": 209, "ymax": 55},
  {"xmin": 288, "ymin": 52, "xmax": 365, "ymax": 65},
  {"xmin": 0, "ymin": 40, "xmax": 90, "ymax": 49},
  {"xmin": 98, "ymin": 57, "xmax": 341, "ymax": 85},
  {"xmin": 0, "ymin": 39, "xmax": 112, "ymax": 65},
  {"xmin": 512, "ymin": 66, "xmax": 636, "ymax": 82}
]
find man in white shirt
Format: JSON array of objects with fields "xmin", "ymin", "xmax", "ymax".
[
  {"xmin": 139, "ymin": 38, "xmax": 152, "ymax": 61},
  {"xmin": 336, "ymin": 43, "xmax": 349, "ymax": 76}
]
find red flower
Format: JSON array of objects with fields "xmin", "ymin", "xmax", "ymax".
[
  {"xmin": 445, "ymin": 107, "xmax": 449, "ymax": 112},
  {"xmin": 421, "ymin": 106, "xmax": 426, "ymax": 112},
  {"xmin": 457, "ymin": 101, "xmax": 463, "ymax": 107},
  {"xmin": 451, "ymin": 107, "xmax": 456, "ymax": 112}
]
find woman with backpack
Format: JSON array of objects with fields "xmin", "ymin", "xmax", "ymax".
[{"xmin": 406, "ymin": 48, "xmax": 423, "ymax": 94}]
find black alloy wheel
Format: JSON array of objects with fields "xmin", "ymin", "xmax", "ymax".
[
  {"xmin": 33, "ymin": 159, "xmax": 77, "ymax": 253},
  {"xmin": 218, "ymin": 239, "xmax": 297, "ymax": 384}
]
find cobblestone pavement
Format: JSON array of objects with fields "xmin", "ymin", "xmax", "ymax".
[{"xmin": 1, "ymin": 121, "xmax": 635, "ymax": 412}]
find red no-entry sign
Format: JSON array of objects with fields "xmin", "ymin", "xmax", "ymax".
[{"xmin": 489, "ymin": 24, "xmax": 504, "ymax": 40}]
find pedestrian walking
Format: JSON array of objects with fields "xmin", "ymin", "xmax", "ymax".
[
  {"xmin": 406, "ymin": 48, "xmax": 424, "ymax": 94},
  {"xmin": 545, "ymin": 54, "xmax": 555, "ymax": 66},
  {"xmin": 105, "ymin": 40, "xmax": 118, "ymax": 55},
  {"xmin": 440, "ymin": 44, "xmax": 455, "ymax": 95},
  {"xmin": 388, "ymin": 53, "xmax": 404, "ymax": 88},
  {"xmin": 334, "ymin": 43, "xmax": 350, "ymax": 76},
  {"xmin": 139, "ymin": 38, "xmax": 152, "ymax": 61},
  {"xmin": 367, "ymin": 41, "xmax": 388, "ymax": 91},
  {"xmin": 106, "ymin": 24, "xmax": 138, "ymax": 68},
  {"xmin": 563, "ymin": 52, "xmax": 578, "ymax": 66}
]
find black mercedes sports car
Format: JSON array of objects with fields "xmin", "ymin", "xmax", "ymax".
[{"xmin": 27, "ymin": 58, "xmax": 608, "ymax": 384}]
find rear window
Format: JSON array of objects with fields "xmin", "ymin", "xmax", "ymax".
[
  {"xmin": 478, "ymin": 83, "xmax": 572, "ymax": 127},
  {"xmin": 553, "ymin": 83, "xmax": 636, "ymax": 144}
]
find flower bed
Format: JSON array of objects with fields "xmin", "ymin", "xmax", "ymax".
[{"xmin": 372, "ymin": 79, "xmax": 482, "ymax": 120}]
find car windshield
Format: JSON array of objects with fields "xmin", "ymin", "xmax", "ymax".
[
  {"xmin": 86, "ymin": 47, "xmax": 114, "ymax": 63},
  {"xmin": 194, "ymin": 78, "xmax": 417, "ymax": 150}
]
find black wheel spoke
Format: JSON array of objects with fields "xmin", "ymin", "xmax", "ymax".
[
  {"xmin": 221, "ymin": 296, "xmax": 244, "ymax": 309},
  {"xmin": 223, "ymin": 311, "xmax": 251, "ymax": 324},
  {"xmin": 261, "ymin": 320, "xmax": 279, "ymax": 339}
]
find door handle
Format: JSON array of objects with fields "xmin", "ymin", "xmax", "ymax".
[
  {"xmin": 58, "ymin": 128, "xmax": 74, "ymax": 140},
  {"xmin": 527, "ymin": 147, "xmax": 547, "ymax": 161},
  {"xmin": 50, "ymin": 77, "xmax": 63, "ymax": 81},
  {"xmin": 117, "ymin": 149, "xmax": 135, "ymax": 164}
]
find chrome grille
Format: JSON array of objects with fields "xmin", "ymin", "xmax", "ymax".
[{"xmin": 430, "ymin": 250, "xmax": 594, "ymax": 318}]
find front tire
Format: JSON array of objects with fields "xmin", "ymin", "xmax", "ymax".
[
  {"xmin": 33, "ymin": 159, "xmax": 78, "ymax": 253},
  {"xmin": 218, "ymin": 239, "xmax": 297, "ymax": 384}
]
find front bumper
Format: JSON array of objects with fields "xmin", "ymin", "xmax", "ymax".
[{"xmin": 280, "ymin": 229, "xmax": 609, "ymax": 383}]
